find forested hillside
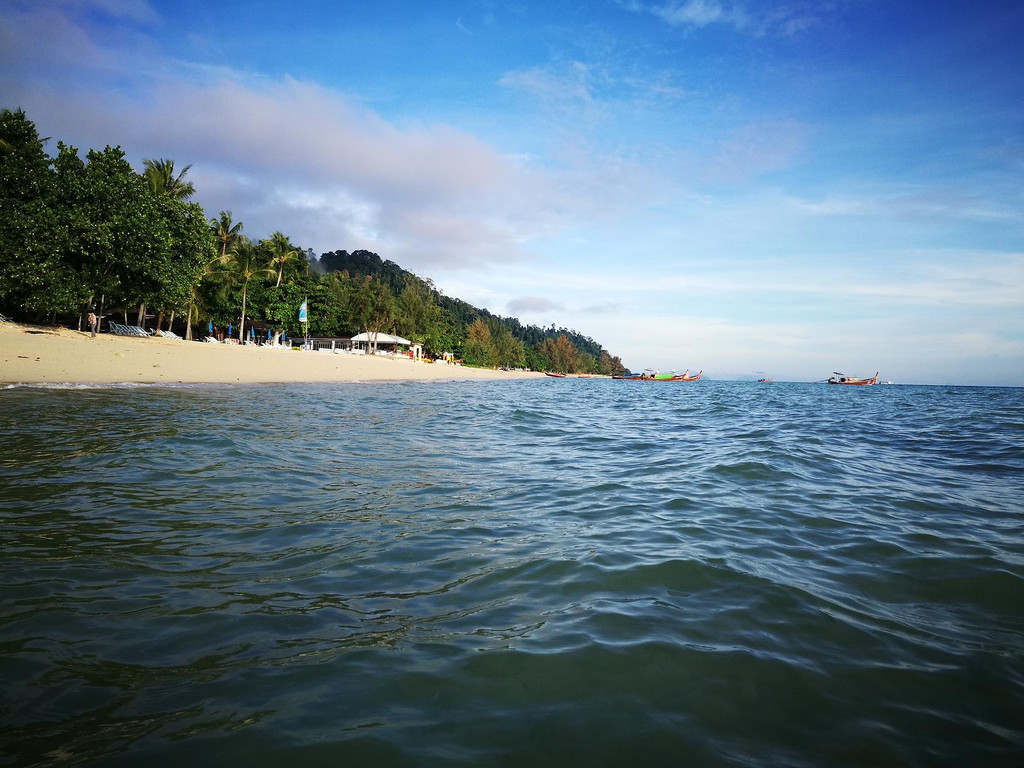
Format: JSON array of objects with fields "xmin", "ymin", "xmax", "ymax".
[{"xmin": 319, "ymin": 250, "xmax": 624, "ymax": 374}]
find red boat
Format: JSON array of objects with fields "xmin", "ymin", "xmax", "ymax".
[
  {"xmin": 544, "ymin": 371, "xmax": 567, "ymax": 378},
  {"xmin": 827, "ymin": 371, "xmax": 879, "ymax": 386}
]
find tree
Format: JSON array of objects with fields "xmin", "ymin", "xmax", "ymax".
[
  {"xmin": 0, "ymin": 109, "xmax": 66, "ymax": 319},
  {"xmin": 264, "ymin": 231, "xmax": 299, "ymax": 288},
  {"xmin": 143, "ymin": 158, "xmax": 195, "ymax": 200},
  {"xmin": 463, "ymin": 318, "xmax": 495, "ymax": 366},
  {"xmin": 490, "ymin": 322, "xmax": 526, "ymax": 369},
  {"xmin": 537, "ymin": 334, "xmax": 579, "ymax": 373},
  {"xmin": 55, "ymin": 143, "xmax": 176, "ymax": 327},
  {"xmin": 210, "ymin": 237, "xmax": 274, "ymax": 342},
  {"xmin": 350, "ymin": 275, "xmax": 394, "ymax": 353},
  {"xmin": 394, "ymin": 276, "xmax": 444, "ymax": 352},
  {"xmin": 211, "ymin": 210, "xmax": 243, "ymax": 260},
  {"xmin": 150, "ymin": 198, "xmax": 216, "ymax": 338}
]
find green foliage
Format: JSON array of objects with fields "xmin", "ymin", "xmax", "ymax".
[
  {"xmin": 143, "ymin": 158, "xmax": 195, "ymax": 200},
  {"xmin": 264, "ymin": 231, "xmax": 299, "ymax": 287},
  {"xmin": 0, "ymin": 109, "xmax": 69, "ymax": 317},
  {"xmin": 462, "ymin": 318, "xmax": 495, "ymax": 366},
  {"xmin": 211, "ymin": 210, "xmax": 243, "ymax": 259},
  {"xmin": 0, "ymin": 109, "xmax": 623, "ymax": 365},
  {"xmin": 207, "ymin": 237, "xmax": 275, "ymax": 341},
  {"xmin": 313, "ymin": 249, "xmax": 623, "ymax": 368}
]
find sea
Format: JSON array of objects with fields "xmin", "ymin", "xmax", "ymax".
[{"xmin": 1, "ymin": 379, "xmax": 1022, "ymax": 767}]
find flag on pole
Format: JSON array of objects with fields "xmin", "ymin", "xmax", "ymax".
[{"xmin": 298, "ymin": 300, "xmax": 308, "ymax": 324}]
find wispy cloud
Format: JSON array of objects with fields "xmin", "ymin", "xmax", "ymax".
[
  {"xmin": 791, "ymin": 188, "xmax": 1024, "ymax": 223},
  {"xmin": 506, "ymin": 297, "xmax": 566, "ymax": 315},
  {"xmin": 699, "ymin": 120, "xmax": 807, "ymax": 183},
  {"xmin": 499, "ymin": 61, "xmax": 598, "ymax": 105},
  {"xmin": 620, "ymin": 0, "xmax": 841, "ymax": 37}
]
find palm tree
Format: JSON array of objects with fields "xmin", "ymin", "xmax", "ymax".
[
  {"xmin": 211, "ymin": 237, "xmax": 274, "ymax": 342},
  {"xmin": 143, "ymin": 158, "xmax": 195, "ymax": 199},
  {"xmin": 211, "ymin": 210, "xmax": 243, "ymax": 260},
  {"xmin": 264, "ymin": 231, "xmax": 300, "ymax": 288}
]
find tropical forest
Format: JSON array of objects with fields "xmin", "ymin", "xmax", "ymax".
[{"xmin": 0, "ymin": 109, "xmax": 626, "ymax": 375}]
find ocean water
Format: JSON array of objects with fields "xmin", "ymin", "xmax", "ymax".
[{"xmin": 1, "ymin": 379, "xmax": 1022, "ymax": 767}]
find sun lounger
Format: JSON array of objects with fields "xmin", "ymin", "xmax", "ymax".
[
  {"xmin": 204, "ymin": 336, "xmax": 220, "ymax": 343},
  {"xmin": 157, "ymin": 330, "xmax": 181, "ymax": 339},
  {"xmin": 109, "ymin": 322, "xmax": 152, "ymax": 337}
]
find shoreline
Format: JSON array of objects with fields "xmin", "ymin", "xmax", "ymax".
[{"xmin": 0, "ymin": 321, "xmax": 544, "ymax": 385}]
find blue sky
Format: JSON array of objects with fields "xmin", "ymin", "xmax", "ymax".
[{"xmin": 2, "ymin": 0, "xmax": 1022, "ymax": 384}]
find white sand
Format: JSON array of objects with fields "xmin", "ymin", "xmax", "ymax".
[{"xmin": 0, "ymin": 322, "xmax": 542, "ymax": 385}]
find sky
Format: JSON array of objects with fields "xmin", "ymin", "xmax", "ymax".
[{"xmin": 2, "ymin": 0, "xmax": 1022, "ymax": 384}]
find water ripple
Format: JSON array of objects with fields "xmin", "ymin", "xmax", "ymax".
[{"xmin": 1, "ymin": 381, "xmax": 1022, "ymax": 766}]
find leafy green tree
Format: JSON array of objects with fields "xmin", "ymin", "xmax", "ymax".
[
  {"xmin": 394, "ymin": 276, "xmax": 444, "ymax": 352},
  {"xmin": 55, "ymin": 143, "xmax": 177, "ymax": 326},
  {"xmin": 211, "ymin": 210, "xmax": 243, "ymax": 260},
  {"xmin": 0, "ymin": 109, "xmax": 67, "ymax": 319},
  {"xmin": 264, "ymin": 231, "xmax": 299, "ymax": 287},
  {"xmin": 490, "ymin": 322, "xmax": 527, "ymax": 369},
  {"xmin": 349, "ymin": 275, "xmax": 394, "ymax": 353},
  {"xmin": 149, "ymin": 198, "xmax": 216, "ymax": 336},
  {"xmin": 463, "ymin": 318, "xmax": 496, "ymax": 366},
  {"xmin": 209, "ymin": 237, "xmax": 274, "ymax": 341},
  {"xmin": 143, "ymin": 158, "xmax": 195, "ymax": 200},
  {"xmin": 537, "ymin": 334, "xmax": 579, "ymax": 373}
]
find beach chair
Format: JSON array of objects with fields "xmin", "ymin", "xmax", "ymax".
[
  {"xmin": 158, "ymin": 330, "xmax": 181, "ymax": 339},
  {"xmin": 127, "ymin": 325, "xmax": 151, "ymax": 337},
  {"xmin": 109, "ymin": 322, "xmax": 127, "ymax": 336},
  {"xmin": 204, "ymin": 336, "xmax": 220, "ymax": 343}
]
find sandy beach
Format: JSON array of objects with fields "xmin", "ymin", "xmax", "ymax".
[{"xmin": 0, "ymin": 321, "xmax": 543, "ymax": 385}]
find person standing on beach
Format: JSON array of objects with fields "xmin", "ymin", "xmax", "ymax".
[{"xmin": 87, "ymin": 310, "xmax": 98, "ymax": 338}]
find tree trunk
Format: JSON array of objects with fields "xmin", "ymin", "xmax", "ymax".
[
  {"xmin": 98, "ymin": 295, "xmax": 105, "ymax": 334},
  {"xmin": 185, "ymin": 296, "xmax": 194, "ymax": 341},
  {"xmin": 155, "ymin": 310, "xmax": 164, "ymax": 335},
  {"xmin": 79, "ymin": 294, "xmax": 94, "ymax": 331},
  {"xmin": 136, "ymin": 302, "xmax": 146, "ymax": 329},
  {"xmin": 239, "ymin": 285, "xmax": 247, "ymax": 342}
]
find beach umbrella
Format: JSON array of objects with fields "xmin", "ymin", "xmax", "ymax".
[
  {"xmin": 228, "ymin": 322, "xmax": 232, "ymax": 336},
  {"xmin": 250, "ymin": 327, "xmax": 254, "ymax": 339},
  {"xmin": 267, "ymin": 329, "xmax": 271, "ymax": 340},
  {"xmin": 207, "ymin": 320, "xmax": 213, "ymax": 334}
]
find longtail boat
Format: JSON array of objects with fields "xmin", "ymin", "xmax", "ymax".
[
  {"xmin": 758, "ymin": 378, "xmax": 773, "ymax": 383},
  {"xmin": 614, "ymin": 369, "xmax": 701, "ymax": 381},
  {"xmin": 827, "ymin": 371, "xmax": 879, "ymax": 386},
  {"xmin": 544, "ymin": 371, "xmax": 567, "ymax": 378}
]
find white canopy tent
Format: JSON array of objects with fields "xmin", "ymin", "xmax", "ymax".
[
  {"xmin": 350, "ymin": 332, "xmax": 412, "ymax": 346},
  {"xmin": 350, "ymin": 332, "xmax": 420, "ymax": 359}
]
